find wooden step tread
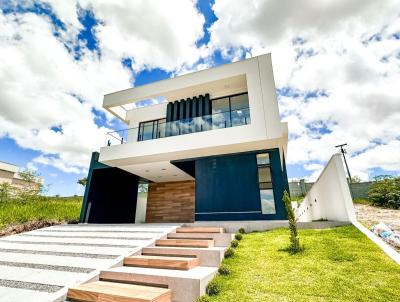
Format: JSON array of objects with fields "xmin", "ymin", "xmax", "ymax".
[
  {"xmin": 67, "ymin": 280, "xmax": 171, "ymax": 302},
  {"xmin": 124, "ymin": 255, "xmax": 199, "ymax": 270},
  {"xmin": 176, "ymin": 227, "xmax": 224, "ymax": 234},
  {"xmin": 155, "ymin": 239, "xmax": 214, "ymax": 248}
]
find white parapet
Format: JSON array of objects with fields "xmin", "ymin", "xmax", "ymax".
[{"xmin": 296, "ymin": 153, "xmax": 356, "ymax": 222}]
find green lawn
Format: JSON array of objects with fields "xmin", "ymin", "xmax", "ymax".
[
  {"xmin": 205, "ymin": 226, "xmax": 400, "ymax": 302},
  {"xmin": 0, "ymin": 196, "xmax": 82, "ymax": 231}
]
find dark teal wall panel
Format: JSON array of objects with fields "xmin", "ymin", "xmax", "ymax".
[
  {"xmin": 194, "ymin": 149, "xmax": 287, "ymax": 221},
  {"xmin": 80, "ymin": 152, "xmax": 139, "ymax": 223}
]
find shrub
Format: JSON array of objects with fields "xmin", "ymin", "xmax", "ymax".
[
  {"xmin": 218, "ymin": 264, "xmax": 231, "ymax": 275},
  {"xmin": 238, "ymin": 227, "xmax": 246, "ymax": 234},
  {"xmin": 282, "ymin": 190, "xmax": 303, "ymax": 254},
  {"xmin": 368, "ymin": 176, "xmax": 400, "ymax": 209},
  {"xmin": 230, "ymin": 239, "xmax": 239, "ymax": 248},
  {"xmin": 234, "ymin": 233, "xmax": 243, "ymax": 241},
  {"xmin": 206, "ymin": 280, "xmax": 221, "ymax": 296},
  {"xmin": 224, "ymin": 247, "xmax": 235, "ymax": 258},
  {"xmin": 196, "ymin": 296, "xmax": 211, "ymax": 302}
]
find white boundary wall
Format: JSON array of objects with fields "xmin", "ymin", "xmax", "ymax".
[{"xmin": 296, "ymin": 153, "xmax": 356, "ymax": 222}]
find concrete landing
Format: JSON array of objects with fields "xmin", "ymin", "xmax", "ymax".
[{"xmin": 0, "ymin": 224, "xmax": 179, "ymax": 302}]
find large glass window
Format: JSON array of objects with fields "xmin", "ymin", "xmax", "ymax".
[
  {"xmin": 256, "ymin": 153, "xmax": 276, "ymax": 214},
  {"xmin": 212, "ymin": 93, "xmax": 250, "ymax": 128},
  {"xmin": 212, "ymin": 97, "xmax": 230, "ymax": 129},
  {"xmin": 138, "ymin": 118, "xmax": 166, "ymax": 141}
]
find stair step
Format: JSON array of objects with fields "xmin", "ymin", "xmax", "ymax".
[
  {"xmin": 142, "ymin": 246, "xmax": 225, "ymax": 267},
  {"xmin": 155, "ymin": 239, "xmax": 214, "ymax": 248},
  {"xmin": 100, "ymin": 266, "xmax": 218, "ymax": 302},
  {"xmin": 124, "ymin": 255, "xmax": 199, "ymax": 270},
  {"xmin": 167, "ymin": 232, "xmax": 234, "ymax": 247},
  {"xmin": 67, "ymin": 280, "xmax": 171, "ymax": 302},
  {"xmin": 176, "ymin": 227, "xmax": 224, "ymax": 234}
]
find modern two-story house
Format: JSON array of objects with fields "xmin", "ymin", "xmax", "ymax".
[{"xmin": 80, "ymin": 53, "xmax": 289, "ymax": 224}]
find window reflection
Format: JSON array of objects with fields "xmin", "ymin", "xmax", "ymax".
[{"xmin": 256, "ymin": 153, "xmax": 275, "ymax": 214}]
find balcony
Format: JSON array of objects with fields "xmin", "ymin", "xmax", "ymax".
[{"xmin": 106, "ymin": 107, "xmax": 251, "ymax": 146}]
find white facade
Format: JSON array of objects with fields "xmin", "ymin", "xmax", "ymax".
[
  {"xmin": 99, "ymin": 54, "xmax": 288, "ymax": 182},
  {"xmin": 296, "ymin": 154, "xmax": 356, "ymax": 222}
]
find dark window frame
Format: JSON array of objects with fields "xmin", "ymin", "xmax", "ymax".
[
  {"xmin": 211, "ymin": 92, "xmax": 249, "ymax": 127},
  {"xmin": 256, "ymin": 153, "xmax": 275, "ymax": 214},
  {"xmin": 137, "ymin": 118, "xmax": 166, "ymax": 141}
]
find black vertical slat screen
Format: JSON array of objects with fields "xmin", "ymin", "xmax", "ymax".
[
  {"xmin": 192, "ymin": 97, "xmax": 198, "ymax": 117},
  {"xmin": 186, "ymin": 98, "xmax": 191, "ymax": 118},
  {"xmin": 198, "ymin": 95, "xmax": 204, "ymax": 117},
  {"xmin": 166, "ymin": 102, "xmax": 173, "ymax": 122},
  {"xmin": 204, "ymin": 93, "xmax": 211, "ymax": 115},
  {"xmin": 165, "ymin": 94, "xmax": 211, "ymax": 123},
  {"xmin": 173, "ymin": 100, "xmax": 179, "ymax": 121},
  {"xmin": 179, "ymin": 99, "xmax": 186, "ymax": 120}
]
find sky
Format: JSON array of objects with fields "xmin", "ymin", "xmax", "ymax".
[{"xmin": 0, "ymin": 0, "xmax": 399, "ymax": 196}]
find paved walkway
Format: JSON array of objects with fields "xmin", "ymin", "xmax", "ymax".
[{"xmin": 0, "ymin": 224, "xmax": 179, "ymax": 302}]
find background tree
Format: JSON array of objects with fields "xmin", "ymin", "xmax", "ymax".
[
  {"xmin": 0, "ymin": 183, "xmax": 12, "ymax": 202},
  {"xmin": 77, "ymin": 177, "xmax": 87, "ymax": 187},
  {"xmin": 368, "ymin": 176, "xmax": 400, "ymax": 209},
  {"xmin": 16, "ymin": 169, "xmax": 44, "ymax": 201},
  {"xmin": 350, "ymin": 175, "xmax": 362, "ymax": 183}
]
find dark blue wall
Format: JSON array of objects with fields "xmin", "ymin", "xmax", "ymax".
[
  {"xmin": 80, "ymin": 152, "xmax": 139, "ymax": 223},
  {"xmin": 194, "ymin": 149, "xmax": 287, "ymax": 221}
]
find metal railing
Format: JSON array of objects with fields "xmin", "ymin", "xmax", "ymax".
[{"xmin": 105, "ymin": 107, "xmax": 250, "ymax": 146}]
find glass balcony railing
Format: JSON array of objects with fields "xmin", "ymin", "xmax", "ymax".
[{"xmin": 105, "ymin": 107, "xmax": 250, "ymax": 146}]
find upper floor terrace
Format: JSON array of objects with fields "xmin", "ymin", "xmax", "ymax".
[{"xmin": 98, "ymin": 54, "xmax": 288, "ymax": 181}]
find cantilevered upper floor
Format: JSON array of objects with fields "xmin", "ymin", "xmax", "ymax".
[{"xmin": 99, "ymin": 53, "xmax": 288, "ymax": 182}]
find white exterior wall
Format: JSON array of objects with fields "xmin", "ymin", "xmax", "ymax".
[
  {"xmin": 99, "ymin": 54, "xmax": 288, "ymax": 182},
  {"xmin": 296, "ymin": 154, "xmax": 356, "ymax": 222}
]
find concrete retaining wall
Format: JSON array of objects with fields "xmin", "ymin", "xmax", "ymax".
[{"xmin": 295, "ymin": 154, "xmax": 356, "ymax": 222}]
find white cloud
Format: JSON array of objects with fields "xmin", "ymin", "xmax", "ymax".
[
  {"xmin": 210, "ymin": 0, "xmax": 400, "ymax": 179},
  {"xmin": 0, "ymin": 0, "xmax": 206, "ymax": 176}
]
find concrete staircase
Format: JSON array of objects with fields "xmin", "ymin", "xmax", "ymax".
[{"xmin": 66, "ymin": 226, "xmax": 233, "ymax": 302}]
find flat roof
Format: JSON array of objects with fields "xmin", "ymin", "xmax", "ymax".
[{"xmin": 103, "ymin": 53, "xmax": 271, "ymax": 122}]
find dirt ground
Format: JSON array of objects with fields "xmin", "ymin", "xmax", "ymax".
[
  {"xmin": 354, "ymin": 204, "xmax": 400, "ymax": 232},
  {"xmin": 0, "ymin": 220, "xmax": 67, "ymax": 237}
]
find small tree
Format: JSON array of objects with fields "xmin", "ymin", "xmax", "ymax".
[
  {"xmin": 282, "ymin": 190, "xmax": 303, "ymax": 254},
  {"xmin": 16, "ymin": 169, "xmax": 44, "ymax": 201},
  {"xmin": 77, "ymin": 177, "xmax": 87, "ymax": 187},
  {"xmin": 0, "ymin": 183, "xmax": 12, "ymax": 202}
]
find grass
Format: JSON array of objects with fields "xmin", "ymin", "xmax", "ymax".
[
  {"xmin": 353, "ymin": 198, "xmax": 373, "ymax": 205},
  {"xmin": 0, "ymin": 196, "xmax": 82, "ymax": 231},
  {"xmin": 205, "ymin": 226, "xmax": 400, "ymax": 302}
]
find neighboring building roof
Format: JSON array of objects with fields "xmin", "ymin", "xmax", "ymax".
[{"xmin": 0, "ymin": 160, "xmax": 19, "ymax": 173}]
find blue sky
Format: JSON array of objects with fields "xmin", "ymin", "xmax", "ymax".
[{"xmin": 0, "ymin": 0, "xmax": 399, "ymax": 196}]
